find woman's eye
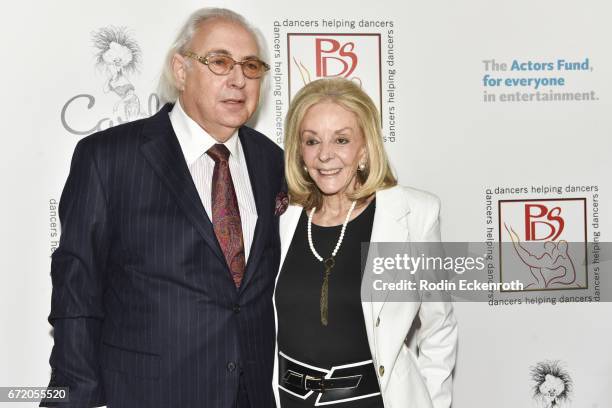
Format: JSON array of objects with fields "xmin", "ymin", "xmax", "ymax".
[
  {"xmin": 336, "ymin": 137, "xmax": 349, "ymax": 144},
  {"xmin": 304, "ymin": 139, "xmax": 319, "ymax": 146}
]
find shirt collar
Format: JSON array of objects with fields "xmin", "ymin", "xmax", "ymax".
[{"xmin": 169, "ymin": 99, "xmax": 240, "ymax": 166}]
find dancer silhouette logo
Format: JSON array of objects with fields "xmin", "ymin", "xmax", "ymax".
[{"xmin": 499, "ymin": 198, "xmax": 587, "ymax": 291}]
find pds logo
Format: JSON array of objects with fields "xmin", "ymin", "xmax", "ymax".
[{"xmin": 287, "ymin": 33, "xmax": 382, "ymax": 113}]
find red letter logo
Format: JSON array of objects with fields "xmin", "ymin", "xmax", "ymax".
[
  {"xmin": 315, "ymin": 39, "xmax": 358, "ymax": 78},
  {"xmin": 524, "ymin": 204, "xmax": 564, "ymax": 241}
]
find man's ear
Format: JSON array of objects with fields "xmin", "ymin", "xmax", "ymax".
[{"xmin": 171, "ymin": 53, "xmax": 187, "ymax": 92}]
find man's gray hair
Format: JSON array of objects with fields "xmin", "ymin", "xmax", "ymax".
[{"xmin": 157, "ymin": 7, "xmax": 268, "ymax": 103}]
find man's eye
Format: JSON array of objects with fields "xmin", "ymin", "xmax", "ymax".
[
  {"xmin": 210, "ymin": 57, "xmax": 230, "ymax": 67},
  {"xmin": 244, "ymin": 60, "xmax": 261, "ymax": 71}
]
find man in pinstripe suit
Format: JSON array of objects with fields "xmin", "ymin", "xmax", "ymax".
[{"xmin": 43, "ymin": 8, "xmax": 283, "ymax": 408}]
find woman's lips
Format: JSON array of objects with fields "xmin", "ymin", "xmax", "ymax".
[{"xmin": 317, "ymin": 168, "xmax": 342, "ymax": 176}]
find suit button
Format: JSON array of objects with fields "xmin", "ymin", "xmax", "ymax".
[
  {"xmin": 378, "ymin": 365, "xmax": 385, "ymax": 377},
  {"xmin": 233, "ymin": 304, "xmax": 241, "ymax": 313},
  {"xmin": 227, "ymin": 361, "xmax": 237, "ymax": 372}
]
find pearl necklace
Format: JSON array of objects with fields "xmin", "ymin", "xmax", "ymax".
[
  {"xmin": 307, "ymin": 200, "xmax": 357, "ymax": 326},
  {"xmin": 307, "ymin": 200, "xmax": 357, "ymax": 261}
]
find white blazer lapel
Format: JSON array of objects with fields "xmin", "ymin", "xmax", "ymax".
[
  {"xmin": 362, "ymin": 187, "xmax": 412, "ymax": 336},
  {"xmin": 369, "ymin": 187, "xmax": 411, "ymax": 243}
]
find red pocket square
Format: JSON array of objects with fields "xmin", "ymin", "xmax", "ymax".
[{"xmin": 274, "ymin": 191, "xmax": 289, "ymax": 216}]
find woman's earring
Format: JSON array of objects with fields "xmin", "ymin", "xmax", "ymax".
[
  {"xmin": 303, "ymin": 165, "xmax": 308, "ymax": 172},
  {"xmin": 358, "ymin": 162, "xmax": 366, "ymax": 171}
]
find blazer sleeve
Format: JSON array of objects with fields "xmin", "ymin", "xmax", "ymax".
[
  {"xmin": 42, "ymin": 139, "xmax": 110, "ymax": 407},
  {"xmin": 415, "ymin": 197, "xmax": 458, "ymax": 408}
]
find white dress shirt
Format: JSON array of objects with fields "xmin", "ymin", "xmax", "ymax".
[{"xmin": 169, "ymin": 100, "xmax": 258, "ymax": 260}]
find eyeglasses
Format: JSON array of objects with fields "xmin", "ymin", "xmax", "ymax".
[{"xmin": 184, "ymin": 51, "xmax": 270, "ymax": 79}]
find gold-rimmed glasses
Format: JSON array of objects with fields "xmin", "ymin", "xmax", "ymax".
[{"xmin": 184, "ymin": 51, "xmax": 270, "ymax": 79}]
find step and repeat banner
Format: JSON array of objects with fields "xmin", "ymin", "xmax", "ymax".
[{"xmin": 1, "ymin": 0, "xmax": 610, "ymax": 407}]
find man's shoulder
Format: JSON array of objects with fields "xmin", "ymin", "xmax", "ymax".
[
  {"xmin": 75, "ymin": 107, "xmax": 170, "ymax": 154},
  {"xmin": 86, "ymin": 113, "xmax": 156, "ymax": 143}
]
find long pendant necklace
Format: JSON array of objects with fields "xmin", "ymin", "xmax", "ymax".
[{"xmin": 307, "ymin": 201, "xmax": 357, "ymax": 326}]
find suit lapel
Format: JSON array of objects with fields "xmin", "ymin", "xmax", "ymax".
[
  {"xmin": 238, "ymin": 128, "xmax": 270, "ymax": 293},
  {"xmin": 139, "ymin": 104, "xmax": 226, "ymax": 266}
]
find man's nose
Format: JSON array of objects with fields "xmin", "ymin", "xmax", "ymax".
[{"xmin": 227, "ymin": 63, "xmax": 246, "ymax": 88}]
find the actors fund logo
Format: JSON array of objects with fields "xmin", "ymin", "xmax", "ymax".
[
  {"xmin": 530, "ymin": 360, "xmax": 572, "ymax": 408},
  {"xmin": 499, "ymin": 199, "xmax": 587, "ymax": 291},
  {"xmin": 61, "ymin": 26, "xmax": 160, "ymax": 136},
  {"xmin": 287, "ymin": 34, "xmax": 382, "ymax": 112}
]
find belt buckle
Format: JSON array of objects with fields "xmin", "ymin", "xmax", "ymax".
[{"xmin": 304, "ymin": 374, "xmax": 325, "ymax": 392}]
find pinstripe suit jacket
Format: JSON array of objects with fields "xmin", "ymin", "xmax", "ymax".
[{"xmin": 44, "ymin": 104, "xmax": 284, "ymax": 408}]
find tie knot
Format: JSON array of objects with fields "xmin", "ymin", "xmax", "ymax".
[{"xmin": 207, "ymin": 144, "xmax": 230, "ymax": 163}]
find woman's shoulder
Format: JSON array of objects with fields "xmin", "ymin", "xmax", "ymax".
[
  {"xmin": 377, "ymin": 184, "xmax": 441, "ymax": 211},
  {"xmin": 376, "ymin": 185, "xmax": 441, "ymax": 241}
]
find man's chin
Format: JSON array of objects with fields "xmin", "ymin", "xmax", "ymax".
[{"xmin": 218, "ymin": 113, "xmax": 251, "ymax": 129}]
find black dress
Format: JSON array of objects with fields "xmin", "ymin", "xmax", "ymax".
[{"xmin": 275, "ymin": 200, "xmax": 384, "ymax": 407}]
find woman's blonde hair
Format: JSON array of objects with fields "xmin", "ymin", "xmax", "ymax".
[{"xmin": 284, "ymin": 78, "xmax": 397, "ymax": 209}]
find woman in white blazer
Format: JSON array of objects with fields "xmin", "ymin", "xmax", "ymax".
[{"xmin": 273, "ymin": 78, "xmax": 457, "ymax": 408}]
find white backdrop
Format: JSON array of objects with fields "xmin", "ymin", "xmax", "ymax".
[{"xmin": 1, "ymin": 0, "xmax": 610, "ymax": 407}]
